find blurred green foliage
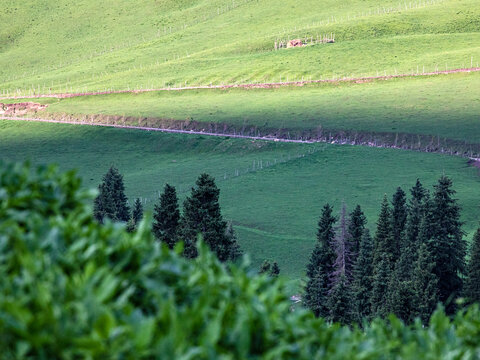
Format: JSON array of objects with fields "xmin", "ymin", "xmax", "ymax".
[{"xmin": 1, "ymin": 161, "xmax": 480, "ymax": 359}]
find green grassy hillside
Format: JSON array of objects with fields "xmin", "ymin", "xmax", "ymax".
[
  {"xmin": 1, "ymin": 120, "xmax": 479, "ymax": 278},
  {"xmin": 28, "ymin": 72, "xmax": 480, "ymax": 145},
  {"xmin": 1, "ymin": 0, "xmax": 479, "ymax": 93}
]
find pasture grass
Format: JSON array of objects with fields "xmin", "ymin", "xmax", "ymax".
[
  {"xmin": 1, "ymin": 120, "xmax": 479, "ymax": 279},
  {"xmin": 30, "ymin": 71, "xmax": 480, "ymax": 144},
  {"xmin": 0, "ymin": 0, "xmax": 479, "ymax": 93}
]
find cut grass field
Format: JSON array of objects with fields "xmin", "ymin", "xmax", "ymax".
[{"xmin": 1, "ymin": 120, "xmax": 479, "ymax": 279}]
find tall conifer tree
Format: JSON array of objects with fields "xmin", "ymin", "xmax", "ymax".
[
  {"xmin": 406, "ymin": 180, "xmax": 427, "ymax": 246},
  {"xmin": 371, "ymin": 195, "xmax": 394, "ymax": 318},
  {"xmin": 304, "ymin": 204, "xmax": 336, "ymax": 318},
  {"xmin": 225, "ymin": 221, "xmax": 242, "ymax": 261},
  {"xmin": 373, "ymin": 195, "xmax": 395, "ymax": 268},
  {"xmin": 371, "ymin": 258, "xmax": 391, "ymax": 318},
  {"xmin": 348, "ymin": 204, "xmax": 366, "ymax": 263},
  {"xmin": 132, "ymin": 198, "xmax": 143, "ymax": 225},
  {"xmin": 93, "ymin": 166, "xmax": 130, "ymax": 223},
  {"xmin": 391, "ymin": 187, "xmax": 407, "ymax": 259},
  {"xmin": 352, "ymin": 229, "xmax": 374, "ymax": 321},
  {"xmin": 403, "ymin": 180, "xmax": 428, "ymax": 269},
  {"xmin": 153, "ymin": 184, "xmax": 180, "ymax": 249},
  {"xmin": 327, "ymin": 274, "xmax": 352, "ymax": 324},
  {"xmin": 413, "ymin": 241, "xmax": 439, "ymax": 324},
  {"xmin": 464, "ymin": 228, "xmax": 480, "ymax": 303},
  {"xmin": 430, "ymin": 176, "xmax": 466, "ymax": 314},
  {"xmin": 181, "ymin": 174, "xmax": 235, "ymax": 261},
  {"xmin": 331, "ymin": 202, "xmax": 353, "ymax": 285}
]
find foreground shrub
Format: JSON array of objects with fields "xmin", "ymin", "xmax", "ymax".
[{"xmin": 0, "ymin": 161, "xmax": 480, "ymax": 359}]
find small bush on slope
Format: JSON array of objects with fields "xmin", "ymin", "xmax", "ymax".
[{"xmin": 0, "ymin": 161, "xmax": 480, "ymax": 359}]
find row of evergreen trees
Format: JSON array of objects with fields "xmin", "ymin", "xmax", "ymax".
[
  {"xmin": 152, "ymin": 173, "xmax": 241, "ymax": 261},
  {"xmin": 93, "ymin": 167, "xmax": 241, "ymax": 262},
  {"xmin": 304, "ymin": 176, "xmax": 480, "ymax": 324}
]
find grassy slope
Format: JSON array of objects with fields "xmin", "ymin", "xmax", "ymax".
[
  {"xmin": 36, "ymin": 71, "xmax": 480, "ymax": 144},
  {"xmin": 1, "ymin": 0, "xmax": 479, "ymax": 92},
  {"xmin": 1, "ymin": 120, "xmax": 479, "ymax": 278}
]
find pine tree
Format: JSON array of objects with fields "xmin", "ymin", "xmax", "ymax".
[
  {"xmin": 386, "ymin": 262, "xmax": 416, "ymax": 323},
  {"xmin": 386, "ymin": 184, "xmax": 424, "ymax": 324},
  {"xmin": 391, "ymin": 187, "xmax": 407, "ymax": 259},
  {"xmin": 331, "ymin": 202, "xmax": 353, "ymax": 285},
  {"xmin": 181, "ymin": 174, "xmax": 234, "ymax": 261},
  {"xmin": 304, "ymin": 204, "xmax": 336, "ymax": 318},
  {"xmin": 430, "ymin": 176, "xmax": 466, "ymax": 314},
  {"xmin": 306, "ymin": 204, "xmax": 336, "ymax": 279},
  {"xmin": 352, "ymin": 229, "xmax": 374, "ymax": 322},
  {"xmin": 93, "ymin": 166, "xmax": 130, "ymax": 223},
  {"xmin": 413, "ymin": 241, "xmax": 439, "ymax": 324},
  {"xmin": 464, "ymin": 228, "xmax": 480, "ymax": 303},
  {"xmin": 304, "ymin": 268, "xmax": 328, "ymax": 318},
  {"xmin": 153, "ymin": 184, "xmax": 180, "ymax": 249},
  {"xmin": 132, "ymin": 198, "xmax": 143, "ymax": 225},
  {"xmin": 371, "ymin": 195, "xmax": 394, "ymax": 318},
  {"xmin": 348, "ymin": 204, "xmax": 367, "ymax": 261},
  {"xmin": 371, "ymin": 258, "xmax": 391, "ymax": 319},
  {"xmin": 373, "ymin": 195, "xmax": 395, "ymax": 268},
  {"xmin": 225, "ymin": 221, "xmax": 242, "ymax": 261},
  {"xmin": 259, "ymin": 260, "xmax": 271, "ymax": 274},
  {"xmin": 327, "ymin": 274, "xmax": 352, "ymax": 324},
  {"xmin": 270, "ymin": 262, "xmax": 280, "ymax": 277},
  {"xmin": 403, "ymin": 180, "xmax": 428, "ymax": 270},
  {"xmin": 125, "ymin": 218, "xmax": 136, "ymax": 233},
  {"xmin": 406, "ymin": 180, "xmax": 427, "ymax": 244}
]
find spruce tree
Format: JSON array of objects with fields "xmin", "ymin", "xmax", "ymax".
[
  {"xmin": 386, "ymin": 262, "xmax": 415, "ymax": 323},
  {"xmin": 331, "ymin": 202, "xmax": 353, "ymax": 285},
  {"xmin": 306, "ymin": 204, "xmax": 336, "ymax": 278},
  {"xmin": 259, "ymin": 260, "xmax": 271, "ymax": 274},
  {"xmin": 225, "ymin": 221, "xmax": 242, "ymax": 261},
  {"xmin": 386, "ymin": 186, "xmax": 421, "ymax": 323},
  {"xmin": 371, "ymin": 195, "xmax": 394, "ymax": 318},
  {"xmin": 304, "ymin": 204, "xmax": 336, "ymax": 318},
  {"xmin": 391, "ymin": 187, "xmax": 407, "ymax": 259},
  {"xmin": 348, "ymin": 205, "xmax": 367, "ymax": 261},
  {"xmin": 413, "ymin": 241, "xmax": 439, "ymax": 325},
  {"xmin": 371, "ymin": 258, "xmax": 391, "ymax": 319},
  {"xmin": 430, "ymin": 176, "xmax": 466, "ymax": 314},
  {"xmin": 406, "ymin": 179, "xmax": 427, "ymax": 244},
  {"xmin": 403, "ymin": 180, "xmax": 428, "ymax": 270},
  {"xmin": 304, "ymin": 268, "xmax": 328, "ymax": 318},
  {"xmin": 352, "ymin": 229, "xmax": 374, "ymax": 321},
  {"xmin": 327, "ymin": 274, "xmax": 352, "ymax": 324},
  {"xmin": 132, "ymin": 198, "xmax": 143, "ymax": 225},
  {"xmin": 93, "ymin": 166, "xmax": 130, "ymax": 223},
  {"xmin": 373, "ymin": 195, "xmax": 395, "ymax": 268},
  {"xmin": 270, "ymin": 262, "xmax": 280, "ymax": 277},
  {"xmin": 464, "ymin": 228, "xmax": 480, "ymax": 303},
  {"xmin": 181, "ymin": 174, "xmax": 234, "ymax": 261},
  {"xmin": 153, "ymin": 184, "xmax": 180, "ymax": 249}
]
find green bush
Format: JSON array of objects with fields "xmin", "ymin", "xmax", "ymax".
[{"xmin": 1, "ymin": 161, "xmax": 480, "ymax": 359}]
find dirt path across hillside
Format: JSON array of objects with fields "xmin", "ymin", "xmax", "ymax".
[{"xmin": 1, "ymin": 67, "xmax": 479, "ymax": 100}]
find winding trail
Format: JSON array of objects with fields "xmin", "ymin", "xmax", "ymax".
[{"xmin": 1, "ymin": 67, "xmax": 479, "ymax": 100}]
